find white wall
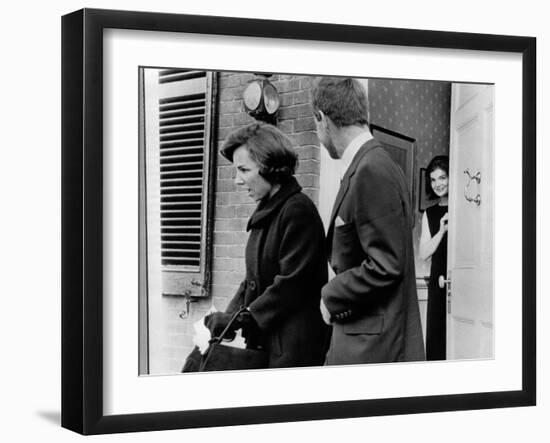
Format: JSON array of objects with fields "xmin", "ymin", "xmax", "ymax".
[
  {"xmin": 319, "ymin": 79, "xmax": 369, "ymax": 230},
  {"xmin": 0, "ymin": 1, "xmax": 546, "ymax": 442}
]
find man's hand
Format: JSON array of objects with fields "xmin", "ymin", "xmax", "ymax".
[{"xmin": 320, "ymin": 299, "xmax": 332, "ymax": 325}]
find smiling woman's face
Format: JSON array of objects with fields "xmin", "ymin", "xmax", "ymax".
[
  {"xmin": 233, "ymin": 144, "xmax": 273, "ymax": 202},
  {"xmin": 429, "ymin": 167, "xmax": 449, "ymax": 198}
]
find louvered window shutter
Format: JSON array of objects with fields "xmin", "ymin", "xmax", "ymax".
[
  {"xmin": 159, "ymin": 71, "xmax": 208, "ymax": 269},
  {"xmin": 144, "ymin": 69, "xmax": 216, "ymax": 295}
]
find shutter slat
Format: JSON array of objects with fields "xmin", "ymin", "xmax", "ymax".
[
  {"xmin": 161, "ymin": 176, "xmax": 203, "ymax": 182},
  {"xmin": 160, "ymin": 122, "xmax": 205, "ymax": 134},
  {"xmin": 160, "ymin": 136, "xmax": 205, "ymax": 144},
  {"xmin": 161, "ymin": 195, "xmax": 202, "ymax": 200},
  {"xmin": 160, "ymin": 132, "xmax": 205, "ymax": 143},
  {"xmin": 160, "ymin": 92, "xmax": 205, "ymax": 104},
  {"xmin": 163, "ymin": 213, "xmax": 202, "ymax": 219},
  {"xmin": 160, "ymin": 186, "xmax": 203, "ymax": 192},
  {"xmin": 161, "ymin": 227, "xmax": 201, "ymax": 232},
  {"xmin": 159, "ymin": 115, "xmax": 205, "ymax": 127},
  {"xmin": 161, "ymin": 233, "xmax": 201, "ymax": 238},
  {"xmin": 161, "ymin": 217, "xmax": 202, "ymax": 221},
  {"xmin": 162, "ymin": 258, "xmax": 200, "ymax": 263},
  {"xmin": 160, "ymin": 141, "xmax": 205, "ymax": 151},
  {"xmin": 161, "ymin": 161, "xmax": 205, "ymax": 169},
  {"xmin": 161, "ymin": 153, "xmax": 203, "ymax": 161},
  {"xmin": 161, "ymin": 172, "xmax": 203, "ymax": 178},
  {"xmin": 162, "ymin": 201, "xmax": 202, "ymax": 212},
  {"xmin": 162, "ymin": 209, "xmax": 202, "ymax": 214},
  {"xmin": 160, "ymin": 100, "xmax": 206, "ymax": 113},
  {"xmin": 160, "ymin": 105, "xmax": 206, "ymax": 118},
  {"xmin": 158, "ymin": 68, "xmax": 198, "ymax": 77},
  {"xmin": 162, "ymin": 240, "xmax": 201, "ymax": 246},
  {"xmin": 159, "ymin": 70, "xmax": 206, "ymax": 84}
]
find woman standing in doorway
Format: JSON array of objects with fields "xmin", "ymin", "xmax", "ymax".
[{"xmin": 420, "ymin": 155, "xmax": 450, "ymax": 361}]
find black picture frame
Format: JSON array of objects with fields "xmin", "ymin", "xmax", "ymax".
[
  {"xmin": 62, "ymin": 8, "xmax": 536, "ymax": 435},
  {"xmin": 370, "ymin": 124, "xmax": 417, "ymax": 210}
]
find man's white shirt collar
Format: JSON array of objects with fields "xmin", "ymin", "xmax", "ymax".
[{"xmin": 340, "ymin": 131, "xmax": 373, "ymax": 180}]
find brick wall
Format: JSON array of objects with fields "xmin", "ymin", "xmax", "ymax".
[{"xmin": 210, "ymin": 72, "xmax": 321, "ymax": 310}]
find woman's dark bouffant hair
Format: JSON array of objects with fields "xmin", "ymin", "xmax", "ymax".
[
  {"xmin": 221, "ymin": 123, "xmax": 298, "ymax": 184},
  {"xmin": 425, "ymin": 155, "xmax": 449, "ymax": 199}
]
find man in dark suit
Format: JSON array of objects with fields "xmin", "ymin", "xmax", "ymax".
[{"xmin": 312, "ymin": 77, "xmax": 425, "ymax": 364}]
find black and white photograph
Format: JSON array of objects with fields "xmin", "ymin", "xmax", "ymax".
[
  {"xmin": 138, "ymin": 69, "xmax": 495, "ymax": 375},
  {"xmin": 57, "ymin": 5, "xmax": 537, "ymax": 436}
]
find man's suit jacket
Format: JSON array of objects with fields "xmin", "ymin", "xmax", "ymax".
[{"xmin": 322, "ymin": 138, "xmax": 425, "ymax": 364}]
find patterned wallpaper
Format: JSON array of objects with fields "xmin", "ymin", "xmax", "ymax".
[{"xmin": 368, "ymin": 79, "xmax": 451, "ymax": 276}]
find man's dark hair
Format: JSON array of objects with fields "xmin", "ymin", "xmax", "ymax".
[
  {"xmin": 221, "ymin": 123, "xmax": 298, "ymax": 184},
  {"xmin": 425, "ymin": 155, "xmax": 449, "ymax": 199},
  {"xmin": 312, "ymin": 77, "xmax": 370, "ymax": 128}
]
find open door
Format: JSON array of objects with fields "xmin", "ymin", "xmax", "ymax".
[{"xmin": 446, "ymin": 84, "xmax": 494, "ymax": 359}]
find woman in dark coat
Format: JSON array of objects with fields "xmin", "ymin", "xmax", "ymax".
[
  {"xmin": 419, "ymin": 155, "xmax": 449, "ymax": 360},
  {"xmin": 205, "ymin": 123, "xmax": 330, "ymax": 368}
]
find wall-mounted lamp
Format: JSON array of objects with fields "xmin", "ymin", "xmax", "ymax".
[{"xmin": 243, "ymin": 74, "xmax": 280, "ymax": 125}]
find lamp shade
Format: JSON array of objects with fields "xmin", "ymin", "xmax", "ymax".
[
  {"xmin": 243, "ymin": 80, "xmax": 262, "ymax": 113},
  {"xmin": 263, "ymin": 82, "xmax": 280, "ymax": 114}
]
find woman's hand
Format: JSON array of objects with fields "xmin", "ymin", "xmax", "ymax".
[
  {"xmin": 439, "ymin": 212, "xmax": 449, "ymax": 234},
  {"xmin": 204, "ymin": 312, "xmax": 236, "ymax": 340},
  {"xmin": 204, "ymin": 310, "xmax": 259, "ymax": 340}
]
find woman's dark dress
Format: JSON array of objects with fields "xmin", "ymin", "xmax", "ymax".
[{"xmin": 425, "ymin": 204, "xmax": 448, "ymax": 360}]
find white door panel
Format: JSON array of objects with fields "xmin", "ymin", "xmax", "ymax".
[{"xmin": 447, "ymin": 84, "xmax": 494, "ymax": 360}]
